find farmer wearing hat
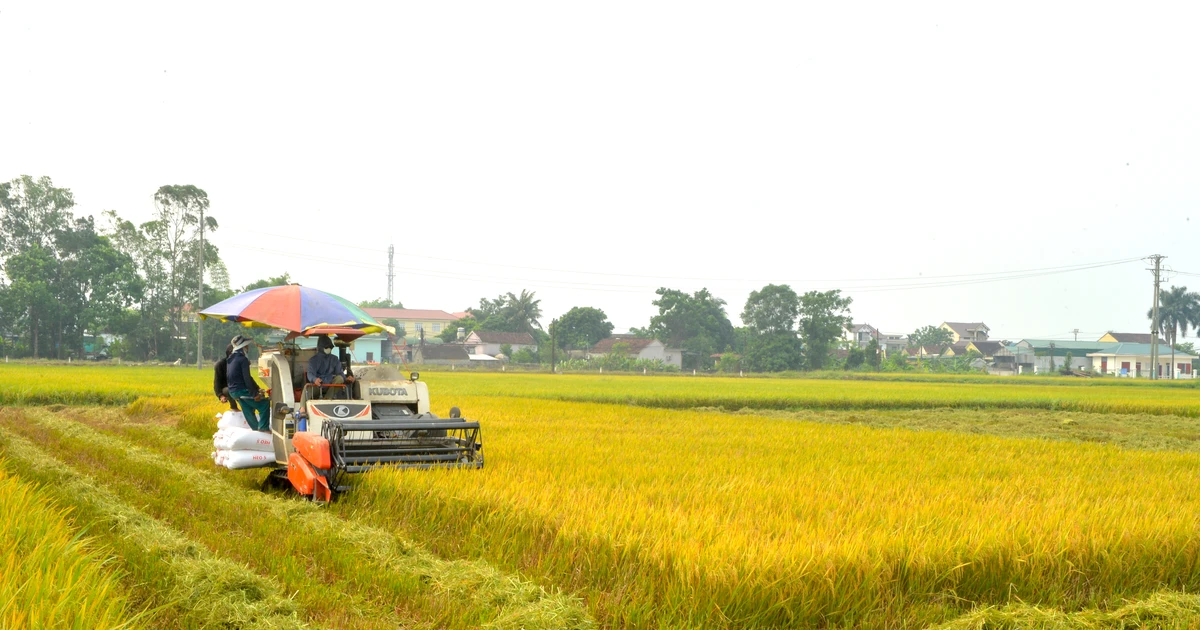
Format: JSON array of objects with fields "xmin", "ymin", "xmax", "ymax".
[{"xmin": 226, "ymin": 334, "xmax": 270, "ymax": 431}]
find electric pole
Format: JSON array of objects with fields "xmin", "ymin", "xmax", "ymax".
[
  {"xmin": 1149, "ymin": 254, "xmax": 1165, "ymax": 379},
  {"xmin": 1071, "ymin": 328, "xmax": 1079, "ymax": 341},
  {"xmin": 196, "ymin": 204, "xmax": 205, "ymax": 370},
  {"xmin": 387, "ymin": 244, "xmax": 395, "ymax": 304}
]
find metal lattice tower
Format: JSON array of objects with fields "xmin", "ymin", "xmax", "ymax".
[{"xmin": 387, "ymin": 244, "xmax": 395, "ymax": 304}]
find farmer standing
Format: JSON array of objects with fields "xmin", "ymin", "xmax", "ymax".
[{"xmin": 226, "ymin": 334, "xmax": 270, "ymax": 431}]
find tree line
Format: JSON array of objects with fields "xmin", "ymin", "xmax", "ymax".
[
  {"xmin": 0, "ymin": 176, "xmax": 303, "ymax": 362},
  {"xmin": 0, "ymin": 175, "xmax": 864, "ymax": 371}
]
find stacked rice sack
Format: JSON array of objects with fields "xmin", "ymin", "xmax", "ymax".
[{"xmin": 211, "ymin": 410, "xmax": 276, "ymax": 470}]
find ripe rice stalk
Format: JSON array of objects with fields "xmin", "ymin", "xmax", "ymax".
[
  {"xmin": 3, "ymin": 407, "xmax": 594, "ymax": 630},
  {"xmin": 0, "ymin": 463, "xmax": 140, "ymax": 630},
  {"xmin": 349, "ymin": 395, "xmax": 1200, "ymax": 628},
  {"xmin": 0, "ymin": 418, "xmax": 309, "ymax": 630}
]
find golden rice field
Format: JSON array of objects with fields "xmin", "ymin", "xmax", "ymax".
[{"xmin": 4, "ymin": 363, "xmax": 1200, "ymax": 628}]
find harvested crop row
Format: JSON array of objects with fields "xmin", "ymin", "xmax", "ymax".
[
  {"xmin": 933, "ymin": 591, "xmax": 1200, "ymax": 629},
  {"xmin": 349, "ymin": 395, "xmax": 1200, "ymax": 628},
  {"xmin": 0, "ymin": 415, "xmax": 309, "ymax": 630},
  {"xmin": 0, "ymin": 407, "xmax": 593, "ymax": 630},
  {"xmin": 0, "ymin": 462, "xmax": 140, "ymax": 630}
]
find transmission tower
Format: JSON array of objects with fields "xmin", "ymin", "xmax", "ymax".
[{"xmin": 387, "ymin": 244, "xmax": 395, "ymax": 304}]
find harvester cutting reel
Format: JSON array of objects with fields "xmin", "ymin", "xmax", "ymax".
[{"xmin": 283, "ymin": 410, "xmax": 484, "ymax": 503}]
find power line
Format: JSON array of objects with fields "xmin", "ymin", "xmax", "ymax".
[
  {"xmin": 238, "ymin": 230, "xmax": 1143, "ymax": 286},
  {"xmin": 221, "ymin": 237, "xmax": 1142, "ymax": 294}
]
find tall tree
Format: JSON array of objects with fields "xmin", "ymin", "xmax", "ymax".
[
  {"xmin": 741, "ymin": 284, "xmax": 800, "ymax": 335},
  {"xmin": 469, "ymin": 295, "xmax": 507, "ymax": 320},
  {"xmin": 648, "ymin": 287, "xmax": 735, "ymax": 369},
  {"xmin": 2, "ymin": 246, "xmax": 56, "ymax": 357},
  {"xmin": 243, "ymin": 273, "xmax": 292, "ymax": 292},
  {"xmin": 0, "ymin": 175, "xmax": 74, "ymax": 255},
  {"xmin": 797, "ymin": 290, "xmax": 852, "ymax": 370},
  {"xmin": 438, "ymin": 316, "xmax": 478, "ymax": 343},
  {"xmin": 550, "ymin": 306, "xmax": 614, "ymax": 350},
  {"xmin": 359, "ymin": 297, "xmax": 403, "ymax": 309},
  {"xmin": 503, "ymin": 290, "xmax": 543, "ymax": 335},
  {"xmin": 908, "ymin": 325, "xmax": 953, "ymax": 348},
  {"xmin": 475, "ymin": 290, "xmax": 544, "ymax": 336},
  {"xmin": 153, "ymin": 185, "xmax": 213, "ymax": 364},
  {"xmin": 1148, "ymin": 285, "xmax": 1200, "ymax": 378}
]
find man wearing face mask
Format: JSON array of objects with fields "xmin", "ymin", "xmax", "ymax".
[{"xmin": 307, "ymin": 334, "xmax": 355, "ymax": 399}]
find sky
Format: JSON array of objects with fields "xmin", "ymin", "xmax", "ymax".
[{"xmin": 2, "ymin": 2, "xmax": 1198, "ymax": 341}]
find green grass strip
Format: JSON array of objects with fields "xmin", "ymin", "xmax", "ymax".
[
  {"xmin": 6, "ymin": 408, "xmax": 593, "ymax": 630},
  {"xmin": 0, "ymin": 420, "xmax": 309, "ymax": 630}
]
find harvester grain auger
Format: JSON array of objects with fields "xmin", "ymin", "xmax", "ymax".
[{"xmin": 198, "ymin": 284, "xmax": 483, "ymax": 504}]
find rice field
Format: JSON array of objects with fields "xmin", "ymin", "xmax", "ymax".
[{"xmin": 3, "ymin": 363, "xmax": 1200, "ymax": 628}]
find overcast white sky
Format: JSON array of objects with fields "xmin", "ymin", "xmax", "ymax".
[{"xmin": 2, "ymin": 2, "xmax": 1198, "ymax": 340}]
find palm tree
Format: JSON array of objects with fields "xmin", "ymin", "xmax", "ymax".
[
  {"xmin": 1147, "ymin": 286, "xmax": 1200, "ymax": 378},
  {"xmin": 503, "ymin": 290, "xmax": 543, "ymax": 336}
]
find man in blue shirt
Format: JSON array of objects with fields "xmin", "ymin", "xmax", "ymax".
[
  {"xmin": 307, "ymin": 334, "xmax": 355, "ymax": 399},
  {"xmin": 226, "ymin": 334, "xmax": 270, "ymax": 431}
]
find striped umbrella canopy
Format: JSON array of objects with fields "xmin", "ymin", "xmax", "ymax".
[{"xmin": 199, "ymin": 285, "xmax": 395, "ymax": 336}]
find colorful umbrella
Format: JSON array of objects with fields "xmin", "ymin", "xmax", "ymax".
[{"xmin": 199, "ymin": 285, "xmax": 395, "ymax": 336}]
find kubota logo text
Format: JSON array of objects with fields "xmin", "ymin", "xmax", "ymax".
[{"xmin": 368, "ymin": 387, "xmax": 408, "ymax": 396}]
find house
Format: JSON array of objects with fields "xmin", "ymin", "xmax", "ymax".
[
  {"xmin": 463, "ymin": 331, "xmax": 537, "ymax": 357},
  {"xmin": 1014, "ymin": 339, "xmax": 1118, "ymax": 373},
  {"xmin": 414, "ymin": 343, "xmax": 470, "ymax": 365},
  {"xmin": 1086, "ymin": 343, "xmax": 1199, "ymax": 378},
  {"xmin": 843, "ymin": 323, "xmax": 879, "ymax": 347},
  {"xmin": 589, "ymin": 335, "xmax": 683, "ymax": 368},
  {"xmin": 965, "ymin": 341, "xmax": 1004, "ymax": 359},
  {"xmin": 361, "ymin": 308, "xmax": 462, "ymax": 340},
  {"xmin": 878, "ymin": 333, "xmax": 908, "ymax": 356},
  {"xmin": 1097, "ymin": 332, "xmax": 1168, "ymax": 344},
  {"xmin": 940, "ymin": 322, "xmax": 990, "ymax": 343},
  {"xmin": 991, "ymin": 344, "xmax": 1035, "ymax": 375},
  {"xmin": 904, "ymin": 344, "xmax": 949, "ymax": 359}
]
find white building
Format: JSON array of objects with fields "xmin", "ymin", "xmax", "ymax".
[
  {"xmin": 589, "ymin": 335, "xmax": 683, "ymax": 368},
  {"xmin": 462, "ymin": 331, "xmax": 537, "ymax": 357},
  {"xmin": 1086, "ymin": 343, "xmax": 1197, "ymax": 378}
]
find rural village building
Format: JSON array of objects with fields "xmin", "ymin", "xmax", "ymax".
[
  {"xmin": 843, "ymin": 323, "xmax": 879, "ymax": 347},
  {"xmin": 414, "ymin": 343, "xmax": 470, "ymax": 365},
  {"xmin": 939, "ymin": 322, "xmax": 990, "ymax": 343},
  {"xmin": 1097, "ymin": 332, "xmax": 1167, "ymax": 344},
  {"xmin": 361, "ymin": 308, "xmax": 462, "ymax": 339},
  {"xmin": 589, "ymin": 335, "xmax": 684, "ymax": 368},
  {"xmin": 1087, "ymin": 343, "xmax": 1198, "ymax": 378},
  {"xmin": 463, "ymin": 331, "xmax": 537, "ymax": 357}
]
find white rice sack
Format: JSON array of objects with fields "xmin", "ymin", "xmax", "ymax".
[
  {"xmin": 219, "ymin": 449, "xmax": 276, "ymax": 470},
  {"xmin": 212, "ymin": 427, "xmax": 244, "ymax": 450},
  {"xmin": 217, "ymin": 410, "xmax": 250, "ymax": 430},
  {"xmin": 219, "ymin": 429, "xmax": 274, "ymax": 453}
]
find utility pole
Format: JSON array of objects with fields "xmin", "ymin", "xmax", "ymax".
[
  {"xmin": 387, "ymin": 244, "xmax": 395, "ymax": 304},
  {"xmin": 1071, "ymin": 328, "xmax": 1079, "ymax": 341},
  {"xmin": 1149, "ymin": 254, "xmax": 1165, "ymax": 380},
  {"xmin": 196, "ymin": 204, "xmax": 205, "ymax": 370}
]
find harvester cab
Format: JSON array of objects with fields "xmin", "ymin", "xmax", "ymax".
[{"xmin": 256, "ymin": 334, "xmax": 483, "ymax": 502}]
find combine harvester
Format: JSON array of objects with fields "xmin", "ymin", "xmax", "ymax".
[{"xmin": 201, "ymin": 284, "xmax": 483, "ymax": 503}]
